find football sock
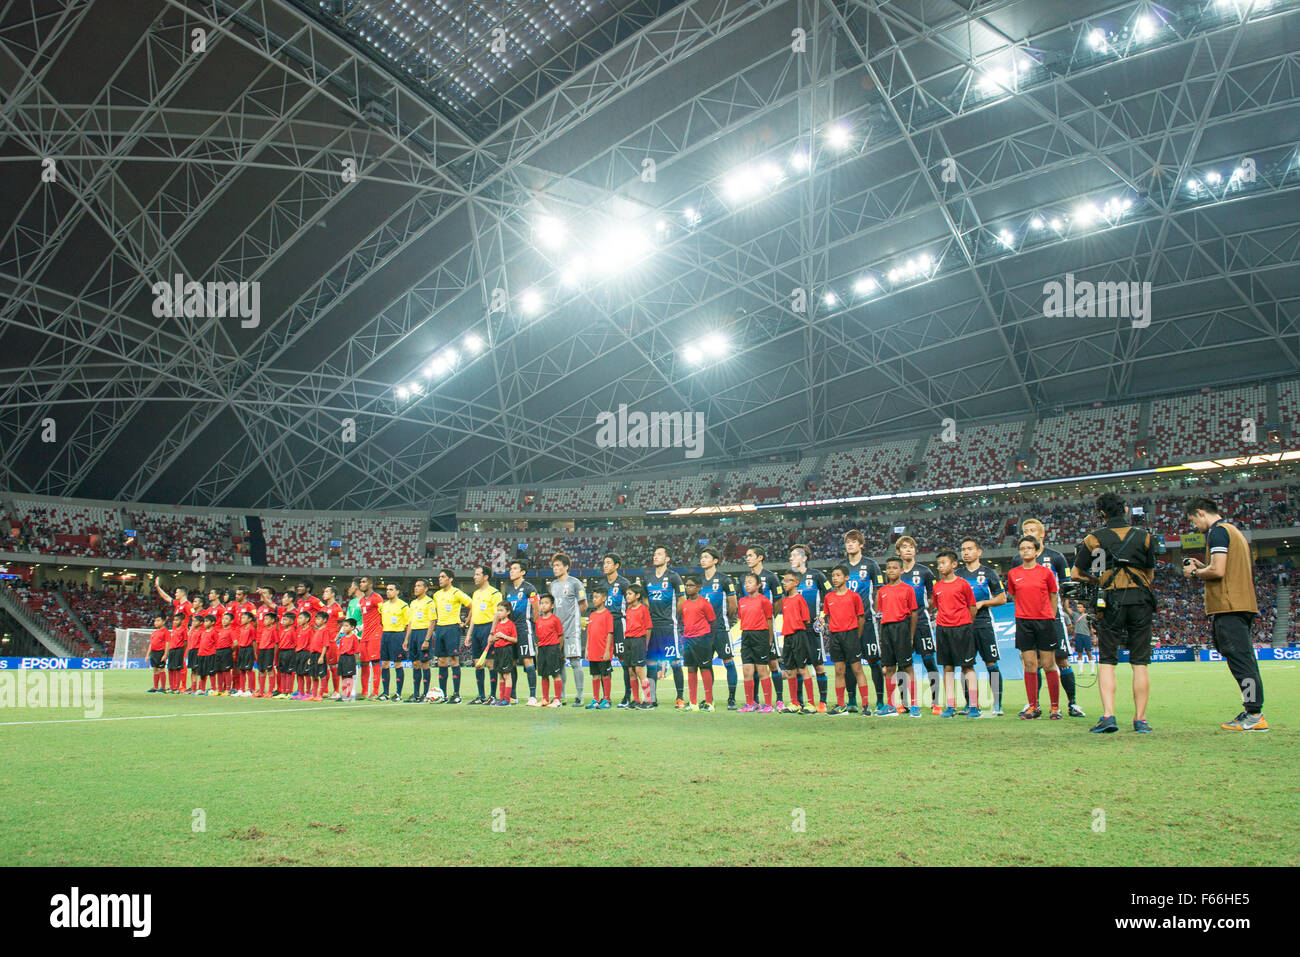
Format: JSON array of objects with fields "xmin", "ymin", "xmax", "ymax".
[
  {"xmin": 846, "ymin": 680, "xmax": 857, "ymax": 708},
  {"xmin": 836, "ymin": 684, "xmax": 845, "ymax": 706},
  {"xmin": 688, "ymin": 671, "xmax": 699, "ymax": 705},
  {"xmin": 490, "ymin": 672, "xmax": 498, "ymax": 699},
  {"xmin": 541, "ymin": 677, "xmax": 551, "ymax": 701},
  {"xmin": 331, "ymin": 670, "xmax": 339, "ymax": 694},
  {"xmin": 787, "ymin": 675, "xmax": 799, "ymax": 703},
  {"xmin": 569, "ymin": 661, "xmax": 584, "ymax": 700},
  {"xmin": 649, "ymin": 677, "xmax": 658, "ymax": 704},
  {"xmin": 525, "ymin": 665, "xmax": 537, "ymax": 697},
  {"xmin": 475, "ymin": 670, "xmax": 486, "ymax": 699},
  {"xmin": 870, "ymin": 660, "xmax": 885, "ymax": 700},
  {"xmin": 381, "ymin": 667, "xmax": 391, "ymax": 696},
  {"xmin": 554, "ymin": 678, "xmax": 564, "ymax": 701},
  {"xmin": 988, "ymin": 664, "xmax": 1002, "ymax": 709},
  {"xmin": 921, "ymin": 654, "xmax": 939, "ymax": 704},
  {"xmin": 1046, "ymin": 669, "xmax": 1061, "ymax": 709},
  {"xmin": 1059, "ymin": 666, "xmax": 1077, "ymax": 704},
  {"xmin": 602, "ymin": 675, "xmax": 611, "ymax": 700},
  {"xmin": 631, "ymin": 678, "xmax": 642, "ymax": 703},
  {"xmin": 395, "ymin": 667, "xmax": 405, "ymax": 697},
  {"xmin": 701, "ymin": 669, "xmax": 714, "ymax": 703},
  {"xmin": 1024, "ymin": 671, "xmax": 1039, "ymax": 709},
  {"xmin": 803, "ymin": 677, "xmax": 815, "ymax": 704},
  {"xmin": 439, "ymin": 667, "xmax": 449, "ymax": 697},
  {"xmin": 622, "ymin": 665, "xmax": 632, "ymax": 701},
  {"xmin": 743, "ymin": 678, "xmax": 755, "ymax": 705},
  {"xmin": 452, "ymin": 666, "xmax": 461, "ymax": 696},
  {"xmin": 858, "ymin": 683, "xmax": 871, "ymax": 707},
  {"xmin": 641, "ymin": 677, "xmax": 652, "ymax": 703},
  {"xmin": 760, "ymin": 677, "xmax": 773, "ymax": 706},
  {"xmin": 816, "ymin": 673, "xmax": 828, "ymax": 703},
  {"xmin": 723, "ymin": 660, "xmax": 738, "ymax": 701},
  {"xmin": 671, "ymin": 664, "xmax": 684, "ymax": 699}
]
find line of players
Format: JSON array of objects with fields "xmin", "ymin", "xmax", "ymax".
[{"xmin": 143, "ymin": 518, "xmax": 1089, "ymax": 718}]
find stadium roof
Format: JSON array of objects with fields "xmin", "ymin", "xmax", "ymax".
[{"xmin": 2, "ymin": 0, "xmax": 1299, "ymax": 514}]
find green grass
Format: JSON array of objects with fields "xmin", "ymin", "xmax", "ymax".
[{"xmin": 1, "ymin": 663, "xmax": 1295, "ymax": 866}]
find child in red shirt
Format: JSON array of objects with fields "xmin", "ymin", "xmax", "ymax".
[
  {"xmin": 167, "ymin": 614, "xmax": 188, "ymax": 692},
  {"xmin": 489, "ymin": 604, "xmax": 517, "ymax": 707},
  {"xmin": 779, "ymin": 572, "xmax": 817, "ymax": 714},
  {"xmin": 930, "ymin": 551, "xmax": 979, "ymax": 716},
  {"xmin": 622, "ymin": 585, "xmax": 653, "ymax": 709},
  {"xmin": 533, "ymin": 595, "xmax": 565, "ymax": 707},
  {"xmin": 1006, "ymin": 536, "xmax": 1061, "ymax": 718},
  {"xmin": 147, "ymin": 615, "xmax": 169, "ymax": 692},
  {"xmin": 679, "ymin": 577, "xmax": 718, "ymax": 710},
  {"xmin": 737, "ymin": 574, "xmax": 776, "ymax": 711},
  {"xmin": 336, "ymin": 618, "xmax": 360, "ymax": 700},
  {"xmin": 875, "ymin": 559, "xmax": 919, "ymax": 713},
  {"xmin": 584, "ymin": 588, "xmax": 614, "ymax": 709}
]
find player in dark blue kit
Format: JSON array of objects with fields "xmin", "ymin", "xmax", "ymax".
[
  {"xmin": 957, "ymin": 537, "xmax": 1007, "ymax": 715},
  {"xmin": 745, "ymin": 545, "xmax": 787, "ymax": 710},
  {"xmin": 1022, "ymin": 518, "xmax": 1085, "ymax": 717},
  {"xmin": 789, "ymin": 544, "xmax": 830, "ymax": 712},
  {"xmin": 600, "ymin": 553, "xmax": 635, "ymax": 708},
  {"xmin": 699, "ymin": 546, "xmax": 739, "ymax": 709},
  {"xmin": 894, "ymin": 536, "xmax": 942, "ymax": 714},
  {"xmin": 645, "ymin": 544, "xmax": 686, "ymax": 709},
  {"xmin": 842, "ymin": 529, "xmax": 884, "ymax": 714},
  {"xmin": 504, "ymin": 559, "xmax": 540, "ymax": 705}
]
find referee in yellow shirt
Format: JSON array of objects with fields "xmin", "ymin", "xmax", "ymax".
[
  {"xmin": 378, "ymin": 582, "xmax": 410, "ymax": 702},
  {"xmin": 468, "ymin": 564, "xmax": 503, "ymax": 704},
  {"xmin": 404, "ymin": 579, "xmax": 436, "ymax": 702},
  {"xmin": 433, "ymin": 570, "xmax": 474, "ymax": 702}
]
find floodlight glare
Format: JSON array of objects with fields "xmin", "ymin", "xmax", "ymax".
[
  {"xmin": 463, "ymin": 333, "xmax": 484, "ymax": 354},
  {"xmin": 823, "ymin": 291, "xmax": 838, "ymax": 306},
  {"xmin": 520, "ymin": 288, "xmax": 543, "ymax": 315},
  {"xmin": 825, "ymin": 123, "xmax": 851, "ymax": 150},
  {"xmin": 684, "ymin": 207, "xmax": 701, "ymax": 226},
  {"xmin": 1073, "ymin": 202, "xmax": 1099, "ymax": 225},
  {"xmin": 1030, "ymin": 216, "xmax": 1045, "ymax": 230},
  {"xmin": 702, "ymin": 332, "xmax": 728, "ymax": 355},
  {"xmin": 591, "ymin": 225, "xmax": 652, "ymax": 274},
  {"xmin": 1087, "ymin": 28, "xmax": 1106, "ymax": 50},
  {"xmin": 853, "ymin": 276, "xmax": 878, "ymax": 295},
  {"xmin": 408, "ymin": 382, "xmax": 422, "ymax": 395},
  {"xmin": 998, "ymin": 229, "xmax": 1014, "ymax": 248},
  {"xmin": 396, "ymin": 385, "xmax": 409, "ymax": 399},
  {"xmin": 790, "ymin": 150, "xmax": 809, "ymax": 170},
  {"xmin": 1204, "ymin": 170, "xmax": 1222, "ymax": 185},
  {"xmin": 682, "ymin": 344, "xmax": 703, "ymax": 364},
  {"xmin": 561, "ymin": 256, "xmax": 586, "ymax": 287},
  {"xmin": 535, "ymin": 215, "xmax": 566, "ymax": 249}
]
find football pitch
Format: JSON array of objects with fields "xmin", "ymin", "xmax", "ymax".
[{"xmin": 1, "ymin": 663, "xmax": 1295, "ymax": 867}]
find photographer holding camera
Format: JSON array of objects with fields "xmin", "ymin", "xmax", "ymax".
[
  {"xmin": 1182, "ymin": 498, "xmax": 1268, "ymax": 732},
  {"xmin": 1069, "ymin": 492, "xmax": 1157, "ymax": 734}
]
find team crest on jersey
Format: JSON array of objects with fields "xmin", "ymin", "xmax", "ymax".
[{"xmin": 977, "ymin": 573, "xmax": 986, "ymax": 584}]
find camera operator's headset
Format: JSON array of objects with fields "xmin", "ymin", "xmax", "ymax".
[{"xmin": 1092, "ymin": 524, "xmax": 1157, "ymax": 611}]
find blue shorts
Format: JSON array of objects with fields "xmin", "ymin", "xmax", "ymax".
[
  {"xmin": 470, "ymin": 622, "xmax": 493, "ymax": 659},
  {"xmin": 433, "ymin": 624, "xmax": 461, "ymax": 658},
  {"xmin": 1073, "ymin": 633, "xmax": 1093, "ymax": 655},
  {"xmin": 380, "ymin": 631, "xmax": 406, "ymax": 662},
  {"xmin": 647, "ymin": 622, "xmax": 681, "ymax": 664}
]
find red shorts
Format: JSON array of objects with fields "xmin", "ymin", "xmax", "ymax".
[
  {"xmin": 325, "ymin": 642, "xmax": 339, "ymax": 665},
  {"xmin": 360, "ymin": 636, "xmax": 380, "ymax": 663}
]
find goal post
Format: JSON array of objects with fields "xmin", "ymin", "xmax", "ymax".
[{"xmin": 114, "ymin": 628, "xmax": 155, "ymax": 667}]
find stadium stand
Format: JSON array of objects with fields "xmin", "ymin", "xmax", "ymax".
[
  {"xmin": 12, "ymin": 587, "xmax": 92, "ymax": 655},
  {"xmin": 1030, "ymin": 405, "xmax": 1140, "ymax": 478},
  {"xmin": 462, "ymin": 488, "xmax": 521, "ymax": 513},
  {"xmin": 818, "ymin": 439, "xmax": 918, "ymax": 497},
  {"xmin": 7, "ymin": 498, "xmax": 129, "ymax": 558},
  {"xmin": 131, "ymin": 510, "xmax": 237, "ymax": 564},
  {"xmin": 64, "ymin": 586, "xmax": 155, "ymax": 648},
  {"xmin": 530, "ymin": 483, "xmax": 620, "ymax": 512},
  {"xmin": 723, "ymin": 458, "xmax": 818, "ymax": 503},
  {"xmin": 1279, "ymin": 380, "xmax": 1300, "ymax": 440},
  {"xmin": 339, "ymin": 516, "xmax": 425, "ymax": 569},
  {"xmin": 633, "ymin": 474, "xmax": 712, "ymax": 511},
  {"xmin": 920, "ymin": 421, "xmax": 1024, "ymax": 488},
  {"xmin": 261, "ymin": 516, "xmax": 329, "ymax": 568},
  {"xmin": 1148, "ymin": 384, "xmax": 1268, "ymax": 464}
]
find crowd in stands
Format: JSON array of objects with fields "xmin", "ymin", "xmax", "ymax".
[
  {"xmin": 63, "ymin": 585, "xmax": 155, "ymax": 648},
  {"xmin": 1148, "ymin": 385, "xmax": 1268, "ymax": 465},
  {"xmin": 3, "ymin": 584, "xmax": 94, "ymax": 656},
  {"xmin": 1029, "ymin": 405, "xmax": 1141, "ymax": 479},
  {"xmin": 1151, "ymin": 563, "xmax": 1277, "ymax": 647},
  {"xmin": 5, "ymin": 501, "xmax": 133, "ymax": 559},
  {"xmin": 131, "ymin": 511, "xmax": 238, "ymax": 564}
]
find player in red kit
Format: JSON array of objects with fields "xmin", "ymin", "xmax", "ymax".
[
  {"xmin": 1006, "ymin": 535, "xmax": 1061, "ymax": 719},
  {"xmin": 678, "ymin": 576, "xmax": 718, "ymax": 711},
  {"xmin": 737, "ymin": 573, "xmax": 775, "ymax": 712},
  {"xmin": 234, "ymin": 610, "xmax": 257, "ymax": 696},
  {"xmin": 146, "ymin": 615, "xmax": 168, "ymax": 692},
  {"xmin": 355, "ymin": 576, "xmax": 384, "ymax": 699},
  {"xmin": 320, "ymin": 585, "xmax": 344, "ymax": 699},
  {"xmin": 275, "ymin": 610, "xmax": 296, "ymax": 697},
  {"xmin": 930, "ymin": 551, "xmax": 979, "ymax": 718},
  {"xmin": 779, "ymin": 572, "xmax": 817, "ymax": 715},
  {"xmin": 166, "ymin": 613, "xmax": 188, "ymax": 692},
  {"xmin": 489, "ymin": 603, "xmax": 517, "ymax": 707},
  {"xmin": 214, "ymin": 611, "xmax": 236, "ymax": 695},
  {"xmin": 533, "ymin": 594, "xmax": 565, "ymax": 707},
  {"xmin": 255, "ymin": 607, "xmax": 278, "ymax": 697},
  {"xmin": 875, "ymin": 558, "xmax": 918, "ymax": 715},
  {"xmin": 584, "ymin": 587, "xmax": 614, "ymax": 709},
  {"xmin": 823, "ymin": 566, "xmax": 869, "ymax": 715}
]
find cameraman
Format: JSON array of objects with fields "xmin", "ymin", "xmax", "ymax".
[
  {"xmin": 1182, "ymin": 498, "xmax": 1268, "ymax": 732},
  {"xmin": 1069, "ymin": 492, "xmax": 1157, "ymax": 734}
]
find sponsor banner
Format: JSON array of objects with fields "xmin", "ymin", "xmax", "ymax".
[
  {"xmin": 1200, "ymin": 646, "xmax": 1300, "ymax": 662},
  {"xmin": 0, "ymin": 657, "xmax": 147, "ymax": 670},
  {"xmin": 1120, "ymin": 647, "xmax": 1195, "ymax": 662},
  {"xmin": 1180, "ymin": 532, "xmax": 1206, "ymax": 550}
]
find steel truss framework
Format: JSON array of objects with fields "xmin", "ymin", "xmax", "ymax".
[{"xmin": 1, "ymin": 0, "xmax": 1298, "ymax": 514}]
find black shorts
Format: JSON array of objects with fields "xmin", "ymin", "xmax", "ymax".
[
  {"xmin": 514, "ymin": 621, "xmax": 537, "ymax": 658},
  {"xmin": 859, "ymin": 616, "xmax": 878, "ymax": 660},
  {"xmin": 258, "ymin": 648, "xmax": 276, "ymax": 672},
  {"xmin": 935, "ymin": 624, "xmax": 976, "ymax": 668},
  {"xmin": 610, "ymin": 618, "xmax": 625, "ymax": 661},
  {"xmin": 972, "ymin": 618, "xmax": 999, "ymax": 664},
  {"xmin": 295, "ymin": 649, "xmax": 312, "ymax": 676},
  {"xmin": 912, "ymin": 614, "xmax": 936, "ymax": 655},
  {"xmin": 276, "ymin": 648, "xmax": 295, "ymax": 670},
  {"xmin": 148, "ymin": 649, "xmax": 165, "ymax": 669},
  {"xmin": 711, "ymin": 624, "xmax": 734, "ymax": 659},
  {"xmin": 312, "ymin": 653, "xmax": 329, "ymax": 678},
  {"xmin": 1096, "ymin": 601, "xmax": 1153, "ymax": 666},
  {"xmin": 186, "ymin": 648, "xmax": 198, "ymax": 671},
  {"xmin": 237, "ymin": 645, "xmax": 256, "ymax": 671},
  {"xmin": 588, "ymin": 658, "xmax": 612, "ymax": 677},
  {"xmin": 878, "ymin": 621, "xmax": 913, "ymax": 670},
  {"xmin": 827, "ymin": 629, "xmax": 861, "ymax": 664},
  {"xmin": 381, "ymin": 630, "xmax": 407, "ymax": 663},
  {"xmin": 337, "ymin": 653, "xmax": 357, "ymax": 678},
  {"xmin": 537, "ymin": 644, "xmax": 564, "ymax": 678},
  {"xmin": 1014, "ymin": 618, "xmax": 1057, "ymax": 653},
  {"xmin": 493, "ymin": 645, "xmax": 515, "ymax": 673},
  {"xmin": 779, "ymin": 629, "xmax": 814, "ymax": 671},
  {"xmin": 683, "ymin": 635, "xmax": 715, "ymax": 669},
  {"xmin": 198, "ymin": 653, "xmax": 216, "ymax": 677},
  {"xmin": 1052, "ymin": 617, "xmax": 1071, "ymax": 657},
  {"xmin": 621, "ymin": 635, "xmax": 647, "ymax": 668},
  {"xmin": 740, "ymin": 630, "xmax": 772, "ymax": 666},
  {"xmin": 215, "ymin": 647, "xmax": 234, "ymax": 672},
  {"xmin": 167, "ymin": 647, "xmax": 185, "ymax": 671},
  {"xmin": 470, "ymin": 623, "xmax": 493, "ymax": 659}
]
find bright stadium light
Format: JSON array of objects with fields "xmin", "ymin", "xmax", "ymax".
[
  {"xmin": 520, "ymin": 287, "xmax": 543, "ymax": 315},
  {"xmin": 1133, "ymin": 15, "xmax": 1157, "ymax": 39},
  {"xmin": 822, "ymin": 291, "xmax": 838, "ymax": 306},
  {"xmin": 998, "ymin": 229, "xmax": 1015, "ymax": 248},
  {"xmin": 978, "ymin": 67, "xmax": 1012, "ymax": 94},
  {"xmin": 853, "ymin": 275, "xmax": 878, "ymax": 295},
  {"xmin": 682, "ymin": 344, "xmax": 703, "ymax": 364},
  {"xmin": 1204, "ymin": 170, "xmax": 1222, "ymax": 185},
  {"xmin": 463, "ymin": 333, "xmax": 484, "ymax": 354},
  {"xmin": 825, "ymin": 123, "xmax": 851, "ymax": 151},
  {"xmin": 534, "ymin": 215, "xmax": 566, "ymax": 249},
  {"xmin": 408, "ymin": 381, "xmax": 422, "ymax": 395},
  {"xmin": 561, "ymin": 256, "xmax": 586, "ymax": 286},
  {"xmin": 1049, "ymin": 217, "xmax": 1064, "ymax": 232},
  {"xmin": 1030, "ymin": 216, "xmax": 1045, "ymax": 230},
  {"xmin": 591, "ymin": 224, "xmax": 652, "ymax": 274},
  {"xmin": 722, "ymin": 162, "xmax": 784, "ymax": 203},
  {"xmin": 683, "ymin": 207, "xmax": 701, "ymax": 226},
  {"xmin": 1073, "ymin": 201, "xmax": 1099, "ymax": 226},
  {"xmin": 1087, "ymin": 28, "xmax": 1107, "ymax": 50},
  {"xmin": 702, "ymin": 332, "xmax": 728, "ymax": 356},
  {"xmin": 789, "ymin": 149, "xmax": 809, "ymax": 171},
  {"xmin": 396, "ymin": 385, "xmax": 409, "ymax": 399}
]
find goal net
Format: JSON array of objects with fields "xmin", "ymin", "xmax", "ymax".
[{"xmin": 114, "ymin": 628, "xmax": 156, "ymax": 667}]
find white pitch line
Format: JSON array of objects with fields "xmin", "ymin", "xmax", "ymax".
[{"xmin": 0, "ymin": 705, "xmax": 348, "ymax": 727}]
